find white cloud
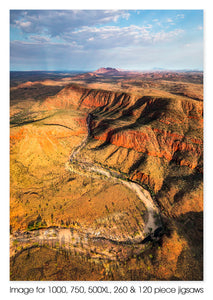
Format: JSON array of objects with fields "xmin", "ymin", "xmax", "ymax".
[
  {"xmin": 61, "ymin": 25, "xmax": 184, "ymax": 50},
  {"xmin": 153, "ymin": 29, "xmax": 184, "ymax": 42},
  {"xmin": 10, "ymin": 10, "xmax": 130, "ymax": 37},
  {"xmin": 176, "ymin": 14, "xmax": 185, "ymax": 19},
  {"xmin": 18, "ymin": 21, "xmax": 31, "ymax": 28},
  {"xmin": 10, "ymin": 33, "xmax": 202, "ymax": 71},
  {"xmin": 29, "ymin": 35, "xmax": 50, "ymax": 43},
  {"xmin": 15, "ymin": 20, "xmax": 32, "ymax": 32}
]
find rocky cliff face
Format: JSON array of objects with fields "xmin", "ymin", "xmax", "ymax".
[
  {"xmin": 93, "ymin": 127, "xmax": 202, "ymax": 167},
  {"xmin": 43, "ymin": 84, "xmax": 203, "ymax": 217},
  {"xmin": 11, "ymin": 76, "xmax": 203, "ymax": 280},
  {"xmin": 43, "ymin": 84, "xmax": 133, "ymax": 110}
]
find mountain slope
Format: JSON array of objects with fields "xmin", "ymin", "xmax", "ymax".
[{"xmin": 10, "ymin": 72, "xmax": 203, "ymax": 280}]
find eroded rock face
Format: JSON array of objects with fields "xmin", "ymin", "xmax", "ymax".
[
  {"xmin": 11, "ymin": 77, "xmax": 202, "ymax": 280},
  {"xmin": 41, "ymin": 84, "xmax": 203, "ymax": 239},
  {"xmin": 43, "ymin": 85, "xmax": 203, "ymax": 203},
  {"xmin": 93, "ymin": 128, "xmax": 202, "ymax": 166},
  {"xmin": 43, "ymin": 84, "xmax": 132, "ymax": 110}
]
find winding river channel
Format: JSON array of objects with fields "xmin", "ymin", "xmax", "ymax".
[
  {"xmin": 69, "ymin": 113, "xmax": 162, "ymax": 237},
  {"xmin": 10, "ymin": 113, "xmax": 163, "ymax": 261}
]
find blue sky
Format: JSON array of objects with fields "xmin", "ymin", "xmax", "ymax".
[{"xmin": 10, "ymin": 10, "xmax": 203, "ymax": 71}]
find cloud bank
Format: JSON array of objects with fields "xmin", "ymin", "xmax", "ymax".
[{"xmin": 10, "ymin": 10, "xmax": 203, "ymax": 71}]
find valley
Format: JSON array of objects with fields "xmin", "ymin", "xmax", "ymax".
[{"xmin": 10, "ymin": 69, "xmax": 203, "ymax": 281}]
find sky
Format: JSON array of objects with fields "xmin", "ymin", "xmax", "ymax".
[{"xmin": 10, "ymin": 10, "xmax": 203, "ymax": 71}]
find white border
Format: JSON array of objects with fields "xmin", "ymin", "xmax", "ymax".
[{"xmin": 1, "ymin": 1, "xmax": 212, "ymax": 299}]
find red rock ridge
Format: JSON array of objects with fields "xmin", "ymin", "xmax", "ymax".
[
  {"xmin": 93, "ymin": 128, "xmax": 202, "ymax": 168},
  {"xmin": 42, "ymin": 84, "xmax": 203, "ymax": 177},
  {"xmin": 42, "ymin": 84, "xmax": 133, "ymax": 110}
]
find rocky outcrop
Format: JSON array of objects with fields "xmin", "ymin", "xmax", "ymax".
[
  {"xmin": 42, "ymin": 84, "xmax": 132, "ymax": 110},
  {"xmin": 93, "ymin": 128, "xmax": 202, "ymax": 165},
  {"xmin": 43, "ymin": 85, "xmax": 203, "ymax": 167},
  {"xmin": 42, "ymin": 83, "xmax": 203, "ymax": 215}
]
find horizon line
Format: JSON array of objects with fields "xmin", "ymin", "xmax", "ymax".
[{"xmin": 10, "ymin": 68, "xmax": 204, "ymax": 72}]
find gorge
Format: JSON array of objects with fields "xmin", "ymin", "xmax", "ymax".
[{"xmin": 10, "ymin": 70, "xmax": 203, "ymax": 280}]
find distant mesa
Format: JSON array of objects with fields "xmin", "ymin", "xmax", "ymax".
[
  {"xmin": 94, "ymin": 67, "xmax": 121, "ymax": 75},
  {"xmin": 75, "ymin": 67, "xmax": 125, "ymax": 80},
  {"xmin": 92, "ymin": 67, "xmax": 142, "ymax": 77}
]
